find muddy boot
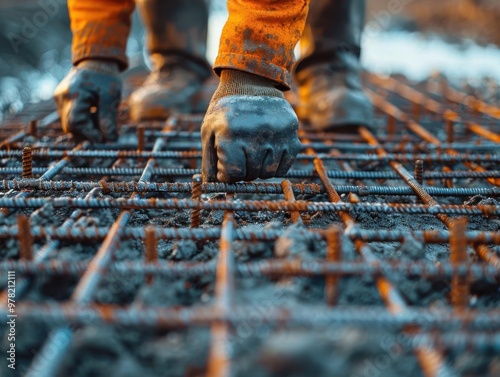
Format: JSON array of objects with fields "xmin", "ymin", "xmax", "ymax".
[
  {"xmin": 295, "ymin": 0, "xmax": 373, "ymax": 131},
  {"xmin": 129, "ymin": 0, "xmax": 213, "ymax": 121}
]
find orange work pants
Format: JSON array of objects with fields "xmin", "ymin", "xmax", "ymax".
[{"xmin": 68, "ymin": 0, "xmax": 309, "ymax": 89}]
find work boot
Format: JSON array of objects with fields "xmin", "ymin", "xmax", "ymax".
[
  {"xmin": 129, "ymin": 0, "xmax": 213, "ymax": 121},
  {"xmin": 295, "ymin": 0, "xmax": 373, "ymax": 131}
]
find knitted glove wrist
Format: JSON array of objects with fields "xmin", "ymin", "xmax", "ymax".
[
  {"xmin": 77, "ymin": 59, "xmax": 120, "ymax": 77},
  {"xmin": 211, "ymin": 69, "xmax": 284, "ymax": 102}
]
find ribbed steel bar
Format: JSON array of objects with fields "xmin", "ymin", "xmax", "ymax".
[
  {"xmin": 369, "ymin": 75, "xmax": 500, "ymax": 187},
  {"xmin": 2, "ymin": 166, "xmax": 500, "ymax": 180},
  {"xmin": 346, "ymin": 228, "xmax": 500, "ymax": 245},
  {"xmin": 26, "ymin": 211, "xmax": 132, "ymax": 377},
  {"xmin": 1, "ymin": 196, "xmax": 498, "ymax": 216},
  {"xmin": 2, "ymin": 303, "xmax": 498, "ymax": 330},
  {"xmin": 0, "ymin": 188, "xmax": 100, "ymax": 305},
  {"xmin": 2, "ymin": 258, "xmax": 498, "ymax": 280},
  {"xmin": 39, "ymin": 141, "xmax": 89, "ymax": 181},
  {"xmin": 410, "ymin": 332, "xmax": 500, "ymax": 352},
  {"xmin": 473, "ymin": 244, "xmax": 500, "ymax": 270},
  {"xmin": 281, "ymin": 179, "xmax": 301, "ymax": 223},
  {"xmin": 429, "ymin": 80, "xmax": 500, "ymax": 120},
  {"xmin": 369, "ymin": 85, "xmax": 487, "ymax": 195},
  {"xmin": 359, "ymin": 127, "xmax": 452, "ymax": 226},
  {"xmin": 27, "ymin": 114, "xmax": 167, "ymax": 377},
  {"xmin": 1, "ymin": 149, "xmax": 498, "ymax": 163},
  {"xmin": 0, "ymin": 224, "xmax": 498, "ymax": 246},
  {"xmin": 325, "ymin": 226, "xmax": 342, "ymax": 306},
  {"xmin": 138, "ymin": 138, "xmax": 165, "ymax": 183},
  {"xmin": 367, "ymin": 88, "xmax": 500, "ymax": 290},
  {"xmin": 450, "ymin": 219, "xmax": 470, "ymax": 310},
  {"xmin": 207, "ymin": 214, "xmax": 235, "ymax": 377},
  {"xmin": 0, "ymin": 141, "xmax": 88, "ymax": 218},
  {"xmin": 313, "ymin": 142, "xmax": 454, "ymax": 376},
  {"xmin": 1, "ymin": 71, "xmax": 499, "ymax": 377},
  {"xmin": 0, "ymin": 179, "xmax": 323, "ymax": 195}
]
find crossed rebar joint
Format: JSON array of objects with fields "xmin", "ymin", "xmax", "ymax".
[{"xmin": 0, "ymin": 72, "xmax": 499, "ymax": 377}]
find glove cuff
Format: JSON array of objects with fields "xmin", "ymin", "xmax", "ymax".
[
  {"xmin": 211, "ymin": 69, "xmax": 284, "ymax": 102},
  {"xmin": 77, "ymin": 59, "xmax": 120, "ymax": 77}
]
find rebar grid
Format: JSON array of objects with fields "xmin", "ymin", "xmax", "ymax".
[{"xmin": 0, "ymin": 74, "xmax": 499, "ymax": 377}]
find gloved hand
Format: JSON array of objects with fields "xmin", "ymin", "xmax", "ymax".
[
  {"xmin": 54, "ymin": 59, "xmax": 122, "ymax": 143},
  {"xmin": 202, "ymin": 69, "xmax": 301, "ymax": 183}
]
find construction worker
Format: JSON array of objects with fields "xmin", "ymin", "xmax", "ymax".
[{"xmin": 54, "ymin": 0, "xmax": 372, "ymax": 183}]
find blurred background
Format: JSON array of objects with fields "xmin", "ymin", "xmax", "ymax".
[{"xmin": 0, "ymin": 0, "xmax": 499, "ymax": 121}]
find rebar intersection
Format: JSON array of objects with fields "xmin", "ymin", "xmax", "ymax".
[{"xmin": 0, "ymin": 73, "xmax": 499, "ymax": 377}]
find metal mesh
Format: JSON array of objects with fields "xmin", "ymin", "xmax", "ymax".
[{"xmin": 0, "ymin": 72, "xmax": 499, "ymax": 377}]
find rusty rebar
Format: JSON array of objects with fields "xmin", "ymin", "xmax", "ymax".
[
  {"xmin": 467, "ymin": 123, "xmax": 500, "ymax": 143},
  {"xmin": 22, "ymin": 147, "xmax": 33, "ymax": 178},
  {"xmin": 450, "ymin": 218, "xmax": 470, "ymax": 310},
  {"xmin": 145, "ymin": 226, "xmax": 158, "ymax": 284},
  {"xmin": 27, "ymin": 210, "xmax": 132, "ymax": 377},
  {"xmin": 325, "ymin": 226, "xmax": 342, "ymax": 306},
  {"xmin": 2, "ymin": 303, "xmax": 499, "ymax": 330},
  {"xmin": 17, "ymin": 215, "xmax": 33, "ymax": 261},
  {"xmin": 2, "ymin": 258, "xmax": 499, "ymax": 281},
  {"xmin": 1, "ymin": 166, "xmax": 499, "ymax": 180},
  {"xmin": 207, "ymin": 213, "xmax": 235, "ymax": 377},
  {"xmin": 2, "ymin": 149, "xmax": 499, "ymax": 163},
  {"xmin": 367, "ymin": 76, "xmax": 500, "ymax": 189},
  {"xmin": 137, "ymin": 125, "xmax": 145, "ymax": 152},
  {"xmin": 473, "ymin": 244, "xmax": 500, "ymax": 270},
  {"xmin": 2, "ymin": 70, "xmax": 500, "ymax": 377},
  {"xmin": 412, "ymin": 102, "xmax": 422, "ymax": 122},
  {"xmin": 190, "ymin": 174, "xmax": 202, "ymax": 228},
  {"xmin": 387, "ymin": 114, "xmax": 396, "ymax": 139},
  {"xmin": 281, "ymin": 179, "xmax": 301, "ymax": 223},
  {"xmin": 414, "ymin": 160, "xmax": 424, "ymax": 185},
  {"xmin": 1, "ymin": 224, "xmax": 500, "ymax": 247},
  {"xmin": 314, "ymin": 155, "xmax": 451, "ymax": 376},
  {"xmin": 1, "ymin": 196, "xmax": 499, "ymax": 217}
]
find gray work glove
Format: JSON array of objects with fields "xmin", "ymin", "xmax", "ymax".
[
  {"xmin": 202, "ymin": 69, "xmax": 301, "ymax": 183},
  {"xmin": 54, "ymin": 59, "xmax": 122, "ymax": 143}
]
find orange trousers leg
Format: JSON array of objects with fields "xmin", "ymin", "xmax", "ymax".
[
  {"xmin": 214, "ymin": 0, "xmax": 310, "ymax": 90},
  {"xmin": 68, "ymin": 0, "xmax": 134, "ymax": 70}
]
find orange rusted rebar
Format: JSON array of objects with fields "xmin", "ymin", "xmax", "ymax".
[
  {"xmin": 412, "ymin": 102, "xmax": 422, "ymax": 122},
  {"xmin": 414, "ymin": 160, "xmax": 424, "ymax": 186},
  {"xmin": 137, "ymin": 125, "xmax": 145, "ymax": 152},
  {"xmin": 467, "ymin": 123, "xmax": 500, "ymax": 143},
  {"xmin": 313, "ymin": 153, "xmax": 453, "ymax": 376},
  {"xmin": 387, "ymin": 114, "xmax": 396, "ymax": 139},
  {"xmin": 145, "ymin": 226, "xmax": 158, "ymax": 284},
  {"xmin": 473, "ymin": 244, "xmax": 500, "ymax": 270},
  {"xmin": 207, "ymin": 214, "xmax": 235, "ymax": 377},
  {"xmin": 17, "ymin": 215, "xmax": 33, "ymax": 261},
  {"xmin": 450, "ymin": 218, "xmax": 470, "ymax": 310},
  {"xmin": 281, "ymin": 179, "xmax": 301, "ymax": 223},
  {"xmin": 325, "ymin": 225, "xmax": 342, "ymax": 306},
  {"xmin": 190, "ymin": 174, "xmax": 203, "ymax": 228},
  {"xmin": 22, "ymin": 147, "xmax": 33, "ymax": 179}
]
